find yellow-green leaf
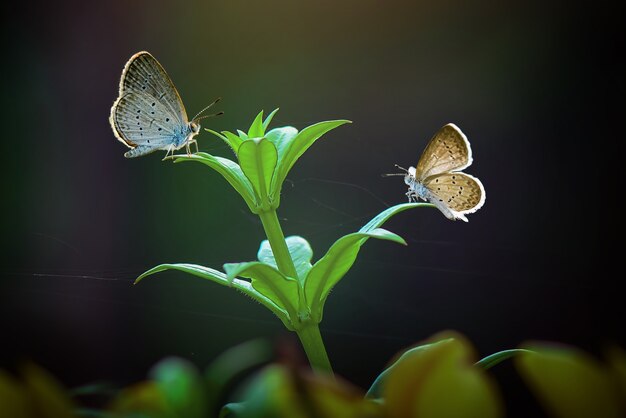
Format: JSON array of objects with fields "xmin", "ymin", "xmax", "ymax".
[
  {"xmin": 383, "ymin": 332, "xmax": 503, "ymax": 418},
  {"xmin": 21, "ymin": 363, "xmax": 76, "ymax": 418},
  {"xmin": 516, "ymin": 344, "xmax": 623, "ymax": 418}
]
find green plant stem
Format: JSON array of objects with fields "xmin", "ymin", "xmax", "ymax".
[
  {"xmin": 296, "ymin": 323, "xmax": 333, "ymax": 375},
  {"xmin": 257, "ymin": 209, "xmax": 333, "ymax": 375},
  {"xmin": 257, "ymin": 209, "xmax": 298, "ymax": 279}
]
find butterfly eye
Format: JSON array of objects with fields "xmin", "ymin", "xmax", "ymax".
[{"xmin": 190, "ymin": 122, "xmax": 200, "ymax": 133}]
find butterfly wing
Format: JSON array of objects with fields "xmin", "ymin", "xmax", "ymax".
[
  {"xmin": 414, "ymin": 123, "xmax": 472, "ymax": 181},
  {"xmin": 422, "ymin": 172, "xmax": 485, "ymax": 222},
  {"xmin": 117, "ymin": 51, "xmax": 188, "ymax": 125},
  {"xmin": 110, "ymin": 91, "xmax": 186, "ymax": 155}
]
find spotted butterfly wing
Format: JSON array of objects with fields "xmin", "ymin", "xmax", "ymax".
[
  {"xmin": 422, "ymin": 172, "xmax": 485, "ymax": 222},
  {"xmin": 414, "ymin": 123, "xmax": 472, "ymax": 181},
  {"xmin": 109, "ymin": 51, "xmax": 192, "ymax": 158},
  {"xmin": 112, "ymin": 92, "xmax": 188, "ymax": 157},
  {"xmin": 118, "ymin": 51, "xmax": 188, "ymax": 125}
]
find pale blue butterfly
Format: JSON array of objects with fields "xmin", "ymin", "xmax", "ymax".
[{"xmin": 109, "ymin": 51, "xmax": 221, "ymax": 159}]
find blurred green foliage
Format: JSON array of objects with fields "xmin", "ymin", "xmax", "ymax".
[{"xmin": 2, "ymin": 333, "xmax": 624, "ymax": 417}]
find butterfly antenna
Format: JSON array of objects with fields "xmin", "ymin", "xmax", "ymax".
[
  {"xmin": 192, "ymin": 97, "xmax": 221, "ymax": 121},
  {"xmin": 381, "ymin": 164, "xmax": 408, "ymax": 177},
  {"xmin": 194, "ymin": 111, "xmax": 224, "ymax": 122}
]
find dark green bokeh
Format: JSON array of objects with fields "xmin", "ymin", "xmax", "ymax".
[{"xmin": 1, "ymin": 1, "xmax": 624, "ymax": 415}]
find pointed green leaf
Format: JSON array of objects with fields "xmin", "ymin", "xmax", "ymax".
[
  {"xmin": 305, "ymin": 228, "xmax": 406, "ymax": 322},
  {"xmin": 271, "ymin": 120, "xmax": 350, "ymax": 202},
  {"xmin": 135, "ymin": 263, "xmax": 230, "ymax": 286},
  {"xmin": 149, "ymin": 358, "xmax": 207, "ymax": 418},
  {"xmin": 204, "ymin": 128, "xmax": 228, "ymax": 141},
  {"xmin": 475, "ymin": 349, "xmax": 533, "ymax": 370},
  {"xmin": 173, "ymin": 153, "xmax": 257, "ymax": 211},
  {"xmin": 223, "ymin": 261, "xmax": 299, "ymax": 322},
  {"xmin": 238, "ymin": 138, "xmax": 278, "ymax": 208},
  {"xmin": 248, "ymin": 110, "xmax": 265, "ymax": 138},
  {"xmin": 134, "ymin": 263, "xmax": 291, "ymax": 329},
  {"xmin": 222, "ymin": 131, "xmax": 244, "ymax": 154},
  {"xmin": 204, "ymin": 129, "xmax": 242, "ymax": 155},
  {"xmin": 360, "ymin": 202, "xmax": 434, "ymax": 233},
  {"xmin": 262, "ymin": 108, "xmax": 279, "ymax": 132},
  {"xmin": 258, "ymin": 236, "xmax": 313, "ymax": 281},
  {"xmin": 281, "ymin": 120, "xmax": 351, "ymax": 174},
  {"xmin": 237, "ymin": 129, "xmax": 249, "ymax": 140}
]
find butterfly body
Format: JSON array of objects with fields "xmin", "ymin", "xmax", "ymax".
[
  {"xmin": 109, "ymin": 51, "xmax": 208, "ymax": 158},
  {"xmin": 404, "ymin": 167, "xmax": 429, "ymax": 199},
  {"xmin": 397, "ymin": 124, "xmax": 485, "ymax": 222}
]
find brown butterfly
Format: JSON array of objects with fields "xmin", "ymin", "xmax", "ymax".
[{"xmin": 385, "ymin": 123, "xmax": 485, "ymax": 222}]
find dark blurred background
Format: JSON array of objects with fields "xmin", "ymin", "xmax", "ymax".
[{"xmin": 1, "ymin": 1, "xmax": 624, "ymax": 416}]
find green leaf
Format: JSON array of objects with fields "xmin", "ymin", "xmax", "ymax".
[
  {"xmin": 381, "ymin": 333, "xmax": 503, "ymax": 418},
  {"xmin": 305, "ymin": 228, "xmax": 406, "ymax": 322},
  {"xmin": 264, "ymin": 126, "xmax": 298, "ymax": 208},
  {"xmin": 223, "ymin": 262, "xmax": 299, "ymax": 322},
  {"xmin": 222, "ymin": 132, "xmax": 244, "ymax": 154},
  {"xmin": 262, "ymin": 108, "xmax": 279, "ymax": 132},
  {"xmin": 265, "ymin": 126, "xmax": 298, "ymax": 152},
  {"xmin": 237, "ymin": 129, "xmax": 249, "ymax": 140},
  {"xmin": 219, "ymin": 366, "xmax": 286, "ymax": 418},
  {"xmin": 258, "ymin": 236, "xmax": 313, "ymax": 281},
  {"xmin": 237, "ymin": 138, "xmax": 278, "ymax": 209},
  {"xmin": 220, "ymin": 402, "xmax": 248, "ymax": 417},
  {"xmin": 248, "ymin": 110, "xmax": 265, "ymax": 138},
  {"xmin": 149, "ymin": 357, "xmax": 207, "ymax": 418},
  {"xmin": 204, "ymin": 129, "xmax": 242, "ymax": 155},
  {"xmin": 205, "ymin": 339, "xmax": 273, "ymax": 414},
  {"xmin": 204, "ymin": 128, "xmax": 228, "ymax": 141},
  {"xmin": 15, "ymin": 363, "xmax": 77, "ymax": 418},
  {"xmin": 134, "ymin": 263, "xmax": 292, "ymax": 329},
  {"xmin": 271, "ymin": 120, "xmax": 350, "ymax": 203},
  {"xmin": 135, "ymin": 263, "xmax": 230, "ymax": 286},
  {"xmin": 475, "ymin": 349, "xmax": 534, "ymax": 370},
  {"xmin": 366, "ymin": 341, "xmax": 442, "ymax": 399},
  {"xmin": 516, "ymin": 345, "xmax": 623, "ymax": 418},
  {"xmin": 173, "ymin": 153, "xmax": 257, "ymax": 211},
  {"xmin": 203, "ymin": 128, "xmax": 228, "ymax": 146},
  {"xmin": 360, "ymin": 202, "xmax": 434, "ymax": 233}
]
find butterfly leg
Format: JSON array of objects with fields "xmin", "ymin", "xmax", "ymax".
[
  {"xmin": 185, "ymin": 138, "xmax": 199, "ymax": 156},
  {"xmin": 162, "ymin": 144, "xmax": 175, "ymax": 161}
]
